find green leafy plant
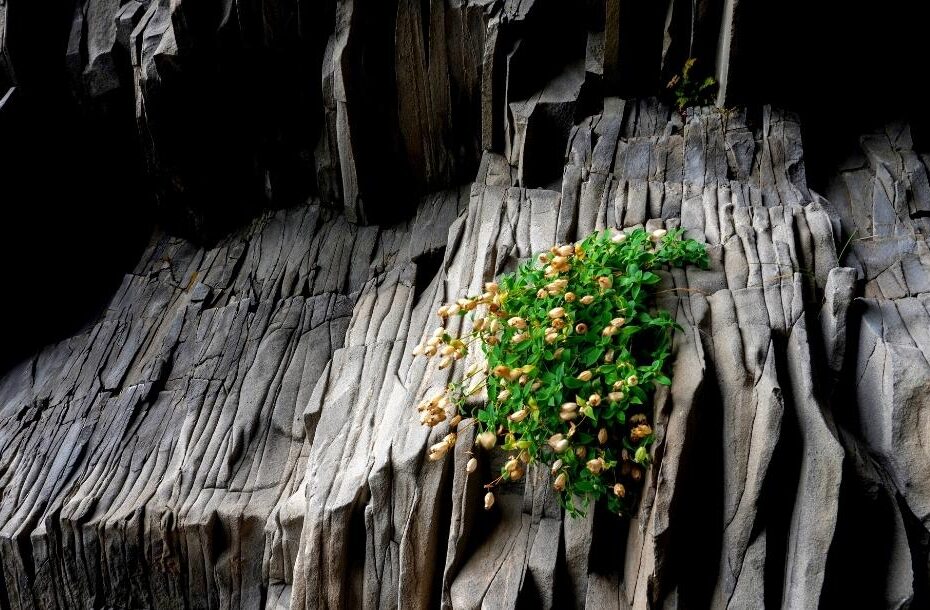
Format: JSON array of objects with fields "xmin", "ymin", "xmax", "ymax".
[
  {"xmin": 413, "ymin": 228, "xmax": 708, "ymax": 517},
  {"xmin": 667, "ymin": 58, "xmax": 718, "ymax": 112}
]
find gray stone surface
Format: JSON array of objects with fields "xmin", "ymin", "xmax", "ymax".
[
  {"xmin": 0, "ymin": 99, "xmax": 927, "ymax": 608},
  {"xmin": 1, "ymin": 1, "xmax": 930, "ymax": 607}
]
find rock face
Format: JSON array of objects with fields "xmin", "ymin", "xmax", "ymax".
[{"xmin": 1, "ymin": 1, "xmax": 930, "ymax": 609}]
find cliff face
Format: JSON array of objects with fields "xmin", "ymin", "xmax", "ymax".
[{"xmin": 1, "ymin": 1, "xmax": 929, "ymax": 609}]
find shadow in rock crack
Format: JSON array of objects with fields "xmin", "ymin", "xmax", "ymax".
[
  {"xmin": 761, "ymin": 334, "xmax": 804, "ymax": 608},
  {"xmin": 821, "ymin": 445, "xmax": 916, "ymax": 608},
  {"xmin": 820, "ymin": 296, "xmax": 926, "ymax": 607},
  {"xmin": 899, "ymin": 499, "xmax": 930, "ymax": 606},
  {"xmin": 412, "ymin": 247, "xmax": 447, "ymax": 309},
  {"xmin": 664, "ymin": 352, "xmax": 725, "ymax": 608},
  {"xmin": 345, "ymin": 495, "xmax": 369, "ymax": 608}
]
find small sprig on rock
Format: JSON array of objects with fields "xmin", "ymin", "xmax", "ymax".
[{"xmin": 411, "ymin": 227, "xmax": 708, "ymax": 516}]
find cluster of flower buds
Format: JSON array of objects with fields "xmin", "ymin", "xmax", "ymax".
[
  {"xmin": 539, "ymin": 244, "xmax": 576, "ymax": 278},
  {"xmin": 428, "ymin": 433, "xmax": 457, "ymax": 461},
  {"xmin": 629, "ymin": 413, "xmax": 652, "ymax": 442},
  {"xmin": 503, "ymin": 455, "xmax": 526, "ymax": 480},
  {"xmin": 601, "ymin": 314, "xmax": 627, "ymax": 337},
  {"xmin": 631, "ymin": 424, "xmax": 653, "ymax": 443},
  {"xmin": 411, "ymin": 326, "xmax": 469, "ymax": 370},
  {"xmin": 410, "ymin": 227, "xmax": 693, "ymax": 515},
  {"xmin": 417, "ymin": 394, "xmax": 448, "ymax": 427},
  {"xmin": 547, "ymin": 433, "xmax": 570, "ymax": 453},
  {"xmin": 413, "ymin": 281, "xmax": 505, "ymax": 363},
  {"xmin": 586, "ymin": 457, "xmax": 605, "ymax": 474}
]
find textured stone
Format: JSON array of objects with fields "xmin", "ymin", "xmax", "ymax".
[{"xmin": 2, "ymin": 2, "xmax": 930, "ymax": 608}]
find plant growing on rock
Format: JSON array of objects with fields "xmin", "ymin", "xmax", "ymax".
[
  {"xmin": 413, "ymin": 228, "xmax": 708, "ymax": 516},
  {"xmin": 667, "ymin": 58, "xmax": 718, "ymax": 112}
]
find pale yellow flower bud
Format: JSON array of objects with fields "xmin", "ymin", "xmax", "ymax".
[
  {"xmin": 588, "ymin": 393, "xmax": 601, "ymax": 406},
  {"xmin": 608, "ymin": 391, "xmax": 625, "ymax": 402},
  {"xmin": 564, "ymin": 291, "xmax": 576, "ymax": 302},
  {"xmin": 507, "ymin": 316, "xmax": 527, "ymax": 329},
  {"xmin": 598, "ymin": 428, "xmax": 608, "ymax": 444},
  {"xmin": 586, "ymin": 458, "xmax": 604, "ymax": 474},
  {"xmin": 611, "ymin": 317, "xmax": 626, "ymax": 327},
  {"xmin": 484, "ymin": 492, "xmax": 495, "ymax": 509},
  {"xmin": 580, "ymin": 295, "xmax": 594, "ymax": 305},
  {"xmin": 597, "ymin": 276, "xmax": 612, "ymax": 289},
  {"xmin": 559, "ymin": 411, "xmax": 577, "ymax": 421},
  {"xmin": 560, "ymin": 402, "xmax": 578, "ymax": 413},
  {"xmin": 553, "ymin": 439, "xmax": 570, "ymax": 453},
  {"xmin": 509, "ymin": 408, "xmax": 529, "ymax": 423},
  {"xmin": 553, "ymin": 472, "xmax": 567, "ymax": 491},
  {"xmin": 626, "ymin": 374, "xmax": 639, "ymax": 386},
  {"xmin": 577, "ymin": 370, "xmax": 592, "ymax": 382},
  {"xmin": 438, "ymin": 356, "xmax": 452, "ymax": 369},
  {"xmin": 477, "ymin": 430, "xmax": 497, "ymax": 450},
  {"xmin": 412, "ymin": 344, "xmax": 424, "ymax": 356},
  {"xmin": 548, "ymin": 307, "xmax": 565, "ymax": 319},
  {"xmin": 631, "ymin": 424, "xmax": 652, "ymax": 442},
  {"xmin": 493, "ymin": 365, "xmax": 510, "ymax": 378},
  {"xmin": 575, "ymin": 323, "xmax": 588, "ymax": 334},
  {"xmin": 613, "ymin": 483, "xmax": 626, "ymax": 497},
  {"xmin": 466, "ymin": 457, "xmax": 478, "ymax": 473},
  {"xmin": 555, "ymin": 244, "xmax": 574, "ymax": 257},
  {"xmin": 602, "ymin": 325, "xmax": 617, "ymax": 337},
  {"xmin": 497, "ymin": 390, "xmax": 510, "ymax": 402},
  {"xmin": 611, "ymin": 232, "xmax": 627, "ymax": 244},
  {"xmin": 485, "ymin": 282, "xmax": 499, "ymax": 293},
  {"xmin": 651, "ymin": 228, "xmax": 668, "ymax": 241},
  {"xmin": 424, "ymin": 345, "xmax": 437, "ymax": 357}
]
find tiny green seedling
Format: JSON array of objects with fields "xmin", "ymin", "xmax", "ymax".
[{"xmin": 667, "ymin": 58, "xmax": 718, "ymax": 113}]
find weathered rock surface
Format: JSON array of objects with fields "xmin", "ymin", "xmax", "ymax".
[{"xmin": 2, "ymin": 1, "xmax": 930, "ymax": 609}]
